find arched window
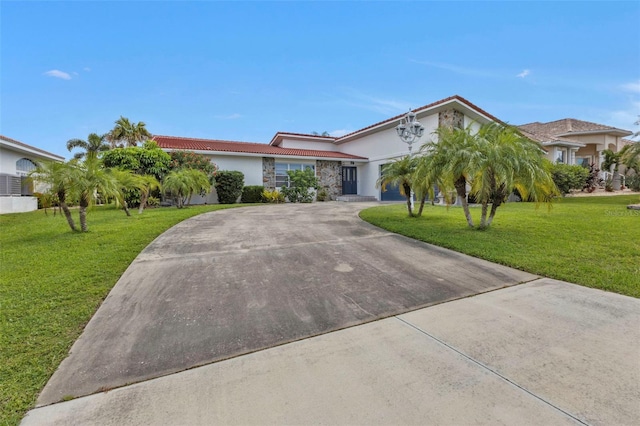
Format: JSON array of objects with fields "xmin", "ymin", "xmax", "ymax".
[{"xmin": 16, "ymin": 158, "xmax": 37, "ymax": 176}]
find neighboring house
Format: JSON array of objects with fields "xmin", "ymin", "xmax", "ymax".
[
  {"xmin": 0, "ymin": 135, "xmax": 65, "ymax": 214},
  {"xmin": 155, "ymin": 95, "xmax": 500, "ymax": 202},
  {"xmin": 518, "ymin": 119, "xmax": 632, "ymax": 169}
]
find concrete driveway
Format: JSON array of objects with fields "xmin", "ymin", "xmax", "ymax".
[{"xmin": 25, "ymin": 202, "xmax": 640, "ymax": 425}]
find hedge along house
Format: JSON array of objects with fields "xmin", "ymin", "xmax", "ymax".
[
  {"xmin": 153, "ymin": 95, "xmax": 504, "ymax": 203},
  {"xmin": 0, "ymin": 135, "xmax": 65, "ymax": 214}
]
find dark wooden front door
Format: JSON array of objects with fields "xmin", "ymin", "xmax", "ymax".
[{"xmin": 342, "ymin": 167, "xmax": 357, "ymax": 195}]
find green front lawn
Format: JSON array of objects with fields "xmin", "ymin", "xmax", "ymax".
[
  {"xmin": 0, "ymin": 204, "xmax": 251, "ymax": 425},
  {"xmin": 360, "ymin": 195, "xmax": 640, "ymax": 298}
]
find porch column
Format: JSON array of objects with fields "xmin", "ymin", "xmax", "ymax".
[{"xmin": 569, "ymin": 149, "xmax": 576, "ymax": 165}]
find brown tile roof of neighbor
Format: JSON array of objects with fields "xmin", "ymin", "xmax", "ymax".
[
  {"xmin": 519, "ymin": 119, "xmax": 631, "ymax": 136},
  {"xmin": 152, "ymin": 135, "xmax": 367, "ymax": 160},
  {"xmin": 0, "ymin": 135, "xmax": 65, "ymax": 160}
]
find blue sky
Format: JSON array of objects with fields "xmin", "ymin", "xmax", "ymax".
[{"xmin": 2, "ymin": 1, "xmax": 639, "ymax": 158}]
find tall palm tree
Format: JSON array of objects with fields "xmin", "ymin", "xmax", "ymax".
[
  {"xmin": 377, "ymin": 155, "xmax": 419, "ymax": 217},
  {"xmin": 66, "ymin": 133, "xmax": 110, "ymax": 160},
  {"xmin": 418, "ymin": 125, "xmax": 481, "ymax": 227},
  {"xmin": 107, "ymin": 116, "xmax": 151, "ymax": 148},
  {"xmin": 471, "ymin": 123, "xmax": 558, "ymax": 228},
  {"xmin": 29, "ymin": 161, "xmax": 77, "ymax": 231}
]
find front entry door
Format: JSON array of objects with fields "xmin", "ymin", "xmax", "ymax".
[{"xmin": 342, "ymin": 167, "xmax": 357, "ymax": 195}]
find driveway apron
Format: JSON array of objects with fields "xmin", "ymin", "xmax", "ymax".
[{"xmin": 37, "ymin": 203, "xmax": 536, "ymax": 405}]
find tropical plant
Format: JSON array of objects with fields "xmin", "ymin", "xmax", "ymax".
[
  {"xmin": 281, "ymin": 169, "xmax": 319, "ymax": 203},
  {"xmin": 377, "ymin": 156, "xmax": 420, "ymax": 217},
  {"xmin": 106, "ymin": 116, "xmax": 151, "ymax": 148},
  {"xmin": 66, "ymin": 133, "xmax": 110, "ymax": 160},
  {"xmin": 169, "ymin": 150, "xmax": 218, "ymax": 184},
  {"xmin": 583, "ymin": 163, "xmax": 601, "ymax": 192},
  {"xmin": 620, "ymin": 143, "xmax": 640, "ymax": 174},
  {"xmin": 136, "ymin": 175, "xmax": 161, "ymax": 213},
  {"xmin": 262, "ymin": 189, "xmax": 285, "ymax": 203},
  {"xmin": 316, "ymin": 187, "xmax": 329, "ymax": 202},
  {"xmin": 470, "ymin": 123, "xmax": 558, "ymax": 228},
  {"xmin": 163, "ymin": 169, "xmax": 211, "ymax": 208},
  {"xmin": 602, "ymin": 149, "xmax": 622, "ymax": 190},
  {"xmin": 215, "ymin": 171, "xmax": 245, "ymax": 204},
  {"xmin": 417, "ymin": 125, "xmax": 480, "ymax": 226},
  {"xmin": 29, "ymin": 161, "xmax": 77, "ymax": 231}
]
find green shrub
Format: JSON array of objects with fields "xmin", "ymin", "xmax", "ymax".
[
  {"xmin": 215, "ymin": 171, "xmax": 244, "ymax": 204},
  {"xmin": 241, "ymin": 185, "xmax": 264, "ymax": 203},
  {"xmin": 551, "ymin": 163, "xmax": 589, "ymax": 195},
  {"xmin": 625, "ymin": 175, "xmax": 640, "ymax": 191},
  {"xmin": 281, "ymin": 169, "xmax": 319, "ymax": 203},
  {"xmin": 262, "ymin": 189, "xmax": 285, "ymax": 203},
  {"xmin": 169, "ymin": 150, "xmax": 218, "ymax": 184}
]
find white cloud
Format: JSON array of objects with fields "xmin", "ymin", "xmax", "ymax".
[
  {"xmin": 214, "ymin": 113, "xmax": 242, "ymax": 120},
  {"xmin": 621, "ymin": 80, "xmax": 640, "ymax": 94},
  {"xmin": 72, "ymin": 71, "xmax": 79, "ymax": 76},
  {"xmin": 329, "ymin": 129, "xmax": 352, "ymax": 137},
  {"xmin": 341, "ymin": 89, "xmax": 413, "ymax": 116},
  {"xmin": 84, "ymin": 67, "xmax": 91, "ymax": 72},
  {"xmin": 43, "ymin": 69, "xmax": 71, "ymax": 80},
  {"xmin": 411, "ymin": 60, "xmax": 498, "ymax": 78},
  {"xmin": 604, "ymin": 100, "xmax": 640, "ymax": 135},
  {"xmin": 517, "ymin": 69, "xmax": 530, "ymax": 78}
]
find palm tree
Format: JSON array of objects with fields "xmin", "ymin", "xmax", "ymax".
[
  {"xmin": 137, "ymin": 174, "xmax": 161, "ymax": 214},
  {"xmin": 377, "ymin": 156, "xmax": 419, "ymax": 217},
  {"xmin": 66, "ymin": 133, "xmax": 110, "ymax": 160},
  {"xmin": 163, "ymin": 169, "xmax": 211, "ymax": 208},
  {"xmin": 602, "ymin": 149, "xmax": 622, "ymax": 190},
  {"xmin": 106, "ymin": 116, "xmax": 151, "ymax": 148},
  {"xmin": 418, "ymin": 125, "xmax": 481, "ymax": 227},
  {"xmin": 470, "ymin": 123, "xmax": 558, "ymax": 228},
  {"xmin": 29, "ymin": 161, "xmax": 78, "ymax": 231},
  {"xmin": 620, "ymin": 143, "xmax": 640, "ymax": 174},
  {"xmin": 68, "ymin": 158, "xmax": 122, "ymax": 232}
]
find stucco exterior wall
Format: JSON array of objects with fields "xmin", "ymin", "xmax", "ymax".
[
  {"xmin": 0, "ymin": 196, "xmax": 37, "ymax": 214},
  {"xmin": 278, "ymin": 139, "xmax": 336, "ymax": 151},
  {"xmin": 188, "ymin": 155, "xmax": 263, "ymax": 204},
  {"xmin": 0, "ymin": 146, "xmax": 24, "ymax": 175}
]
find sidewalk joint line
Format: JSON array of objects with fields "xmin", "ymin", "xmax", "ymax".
[{"xmin": 395, "ymin": 316, "xmax": 589, "ymax": 425}]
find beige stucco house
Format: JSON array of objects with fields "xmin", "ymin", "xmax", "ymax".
[
  {"xmin": 518, "ymin": 119, "xmax": 632, "ymax": 169},
  {"xmin": 0, "ymin": 135, "xmax": 65, "ymax": 214}
]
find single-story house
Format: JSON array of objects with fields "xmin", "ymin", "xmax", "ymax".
[
  {"xmin": 153, "ymin": 95, "xmax": 633, "ymax": 203},
  {"xmin": 154, "ymin": 95, "xmax": 502, "ymax": 203},
  {"xmin": 518, "ymin": 119, "xmax": 632, "ymax": 168},
  {"xmin": 0, "ymin": 135, "xmax": 65, "ymax": 214}
]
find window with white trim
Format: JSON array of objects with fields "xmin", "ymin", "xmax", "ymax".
[{"xmin": 275, "ymin": 162, "xmax": 315, "ymax": 188}]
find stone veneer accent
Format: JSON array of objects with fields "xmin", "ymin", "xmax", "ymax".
[
  {"xmin": 438, "ymin": 108, "xmax": 464, "ymax": 129},
  {"xmin": 262, "ymin": 157, "xmax": 275, "ymax": 190},
  {"xmin": 316, "ymin": 160, "xmax": 342, "ymax": 200}
]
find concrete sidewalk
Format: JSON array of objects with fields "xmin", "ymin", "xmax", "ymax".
[{"xmin": 22, "ymin": 279, "xmax": 640, "ymax": 425}]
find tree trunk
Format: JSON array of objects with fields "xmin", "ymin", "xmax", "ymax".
[
  {"xmin": 480, "ymin": 202, "xmax": 489, "ymax": 228},
  {"xmin": 57, "ymin": 190, "xmax": 77, "ymax": 232},
  {"xmin": 487, "ymin": 200, "xmax": 502, "ymax": 227},
  {"xmin": 79, "ymin": 201, "xmax": 88, "ymax": 232},
  {"xmin": 138, "ymin": 192, "xmax": 148, "ymax": 214},
  {"xmin": 416, "ymin": 194, "xmax": 427, "ymax": 217},
  {"xmin": 454, "ymin": 177, "xmax": 474, "ymax": 228},
  {"xmin": 403, "ymin": 183, "xmax": 414, "ymax": 217},
  {"xmin": 122, "ymin": 200, "xmax": 131, "ymax": 217}
]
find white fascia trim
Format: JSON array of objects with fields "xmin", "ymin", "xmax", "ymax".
[
  {"xmin": 160, "ymin": 148, "xmax": 368, "ymax": 163},
  {"xmin": 0, "ymin": 140, "xmax": 65, "ymax": 162},
  {"xmin": 542, "ymin": 141, "xmax": 586, "ymax": 148},
  {"xmin": 556, "ymin": 129, "xmax": 632, "ymax": 137}
]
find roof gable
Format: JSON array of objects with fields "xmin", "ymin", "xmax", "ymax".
[{"xmin": 0, "ymin": 135, "xmax": 65, "ymax": 161}]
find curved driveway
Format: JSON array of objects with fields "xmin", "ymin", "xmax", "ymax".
[{"xmin": 38, "ymin": 202, "xmax": 536, "ymax": 405}]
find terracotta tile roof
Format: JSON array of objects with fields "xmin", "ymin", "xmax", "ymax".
[
  {"xmin": 152, "ymin": 135, "xmax": 367, "ymax": 160},
  {"xmin": 519, "ymin": 119, "xmax": 631, "ymax": 136},
  {"xmin": 335, "ymin": 95, "xmax": 504, "ymax": 142},
  {"xmin": 0, "ymin": 135, "xmax": 65, "ymax": 160}
]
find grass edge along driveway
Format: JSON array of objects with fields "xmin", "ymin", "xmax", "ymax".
[
  {"xmin": 0, "ymin": 204, "xmax": 251, "ymax": 426},
  {"xmin": 360, "ymin": 195, "xmax": 639, "ymax": 299}
]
